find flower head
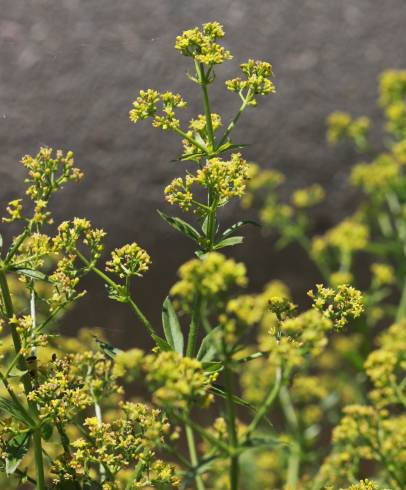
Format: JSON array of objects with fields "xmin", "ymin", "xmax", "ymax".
[
  {"xmin": 308, "ymin": 284, "xmax": 364, "ymax": 329},
  {"xmin": 175, "ymin": 22, "xmax": 232, "ymax": 65}
]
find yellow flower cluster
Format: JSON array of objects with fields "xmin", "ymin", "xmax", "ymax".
[
  {"xmin": 182, "ymin": 113, "xmax": 222, "ymax": 158},
  {"xmin": 226, "ymin": 59, "xmax": 276, "ymax": 101},
  {"xmin": 3, "ymin": 148, "xmax": 83, "ymax": 225},
  {"xmin": 291, "ymin": 184, "xmax": 325, "ymax": 208},
  {"xmin": 9, "ymin": 314, "xmax": 48, "ymax": 357},
  {"xmin": 51, "ymin": 402, "xmax": 178, "ymax": 488},
  {"xmin": 327, "ymin": 111, "xmax": 370, "ymax": 149},
  {"xmin": 325, "ymin": 405, "xmax": 406, "ymax": 489},
  {"xmin": 170, "ymin": 252, "xmax": 247, "ymax": 311},
  {"xmin": 27, "ymin": 354, "xmax": 93, "ymax": 423},
  {"xmin": 129, "ymin": 89, "xmax": 187, "ymax": 130},
  {"xmin": 28, "ymin": 351, "xmax": 121, "ymax": 423},
  {"xmin": 308, "ymin": 284, "xmax": 364, "ymax": 329},
  {"xmin": 364, "ymin": 321, "xmax": 406, "ymax": 407},
  {"xmin": 175, "ymin": 22, "xmax": 232, "ymax": 65},
  {"xmin": 165, "ymin": 153, "xmax": 250, "ymax": 211},
  {"xmin": 53, "ymin": 218, "xmax": 106, "ymax": 262},
  {"xmin": 105, "ymin": 242, "xmax": 151, "ymax": 279},
  {"xmin": 379, "ymin": 70, "xmax": 406, "ymax": 137},
  {"xmin": 143, "ymin": 351, "xmax": 217, "ymax": 409},
  {"xmin": 370, "ymin": 262, "xmax": 395, "ymax": 287},
  {"xmin": 350, "ymin": 154, "xmax": 400, "ymax": 195},
  {"xmin": 195, "ymin": 153, "xmax": 250, "ymax": 201},
  {"xmin": 312, "ymin": 218, "xmax": 369, "ymax": 255}
]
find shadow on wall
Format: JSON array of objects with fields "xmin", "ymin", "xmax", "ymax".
[{"xmin": 1, "ymin": 0, "xmax": 405, "ymax": 341}]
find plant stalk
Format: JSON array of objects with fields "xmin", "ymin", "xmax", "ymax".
[{"xmin": 0, "ymin": 269, "xmax": 46, "ymax": 490}]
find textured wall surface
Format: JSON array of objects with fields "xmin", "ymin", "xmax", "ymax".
[{"xmin": 1, "ymin": 0, "xmax": 406, "ymax": 343}]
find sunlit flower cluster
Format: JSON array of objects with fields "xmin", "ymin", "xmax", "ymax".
[
  {"xmin": 170, "ymin": 252, "xmax": 247, "ymax": 311},
  {"xmin": 165, "ymin": 153, "xmax": 250, "ymax": 211},
  {"xmin": 308, "ymin": 284, "xmax": 364, "ymax": 329},
  {"xmin": 129, "ymin": 89, "xmax": 187, "ymax": 130},
  {"xmin": 226, "ymin": 59, "xmax": 276, "ymax": 102},
  {"xmin": 106, "ymin": 242, "xmax": 151, "ymax": 279},
  {"xmin": 51, "ymin": 403, "xmax": 178, "ymax": 489},
  {"xmin": 175, "ymin": 22, "xmax": 232, "ymax": 65},
  {"xmin": 143, "ymin": 351, "xmax": 216, "ymax": 409}
]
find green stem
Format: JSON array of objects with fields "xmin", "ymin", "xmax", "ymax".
[
  {"xmin": 185, "ymin": 425, "xmax": 206, "ymax": 490},
  {"xmin": 195, "ymin": 62, "xmax": 215, "ymax": 150},
  {"xmin": 279, "ymin": 386, "xmax": 300, "ymax": 490},
  {"xmin": 223, "ymin": 358, "xmax": 239, "ymax": 490},
  {"xmin": 172, "ymin": 127, "xmax": 208, "ymax": 154},
  {"xmin": 244, "ymin": 366, "xmax": 282, "ymax": 440},
  {"xmin": 127, "ymin": 297, "xmax": 158, "ymax": 338},
  {"xmin": 94, "ymin": 397, "xmax": 106, "ymax": 481},
  {"xmin": 186, "ymin": 295, "xmax": 201, "ymax": 357},
  {"xmin": 218, "ymin": 92, "xmax": 251, "ymax": 147},
  {"xmin": 396, "ymin": 279, "xmax": 406, "ymax": 321},
  {"xmin": 0, "ymin": 269, "xmax": 46, "ymax": 490},
  {"xmin": 76, "ymin": 251, "xmax": 158, "ymax": 338}
]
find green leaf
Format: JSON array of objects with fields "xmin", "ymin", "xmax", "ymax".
[
  {"xmin": 211, "ymin": 384, "xmax": 256, "ymax": 411},
  {"xmin": 151, "ymin": 334, "xmax": 172, "ymax": 352},
  {"xmin": 0, "ymin": 396, "xmax": 35, "ymax": 427},
  {"xmin": 221, "ymin": 220, "xmax": 260, "ymax": 240},
  {"xmin": 162, "ymin": 297, "xmax": 184, "ymax": 355},
  {"xmin": 41, "ymin": 421, "xmax": 54, "ymax": 441},
  {"xmin": 197, "ymin": 326, "xmax": 221, "ymax": 362},
  {"xmin": 202, "ymin": 361, "xmax": 223, "ymax": 373},
  {"xmin": 157, "ymin": 210, "xmax": 201, "ymax": 243},
  {"xmin": 235, "ymin": 352, "xmax": 265, "ymax": 365},
  {"xmin": 7, "ymin": 367, "xmax": 28, "ymax": 379},
  {"xmin": 213, "ymin": 236, "xmax": 244, "ymax": 250},
  {"xmin": 93, "ymin": 336, "xmax": 122, "ymax": 359},
  {"xmin": 13, "ymin": 269, "xmax": 48, "ymax": 281},
  {"xmin": 5, "ymin": 433, "xmax": 31, "ymax": 475},
  {"xmin": 201, "ymin": 215, "xmax": 209, "ymax": 235}
]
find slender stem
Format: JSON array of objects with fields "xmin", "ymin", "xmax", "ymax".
[
  {"xmin": 218, "ymin": 92, "xmax": 251, "ymax": 148},
  {"xmin": 244, "ymin": 366, "xmax": 282, "ymax": 440},
  {"xmin": 94, "ymin": 397, "xmax": 106, "ymax": 481},
  {"xmin": 279, "ymin": 386, "xmax": 300, "ymax": 490},
  {"xmin": 195, "ymin": 62, "xmax": 215, "ymax": 150},
  {"xmin": 127, "ymin": 297, "xmax": 158, "ymax": 338},
  {"xmin": 0, "ymin": 269, "xmax": 46, "ymax": 490},
  {"xmin": 186, "ymin": 295, "xmax": 201, "ymax": 357},
  {"xmin": 396, "ymin": 279, "xmax": 406, "ymax": 321},
  {"xmin": 76, "ymin": 251, "xmax": 158, "ymax": 337},
  {"xmin": 172, "ymin": 127, "xmax": 208, "ymax": 154},
  {"xmin": 223, "ymin": 358, "xmax": 239, "ymax": 490},
  {"xmin": 185, "ymin": 425, "xmax": 206, "ymax": 490}
]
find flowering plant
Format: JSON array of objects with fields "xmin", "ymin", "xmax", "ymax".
[{"xmin": 0, "ymin": 21, "xmax": 391, "ymax": 490}]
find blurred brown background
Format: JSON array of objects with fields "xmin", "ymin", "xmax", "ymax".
[{"xmin": 1, "ymin": 0, "xmax": 406, "ymax": 346}]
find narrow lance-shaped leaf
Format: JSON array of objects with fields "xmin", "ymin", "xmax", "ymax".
[
  {"xmin": 157, "ymin": 210, "xmax": 201, "ymax": 243},
  {"xmin": 221, "ymin": 220, "xmax": 260, "ymax": 240},
  {"xmin": 213, "ymin": 236, "xmax": 244, "ymax": 250},
  {"xmin": 197, "ymin": 326, "xmax": 222, "ymax": 362},
  {"xmin": 162, "ymin": 296, "xmax": 184, "ymax": 355}
]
